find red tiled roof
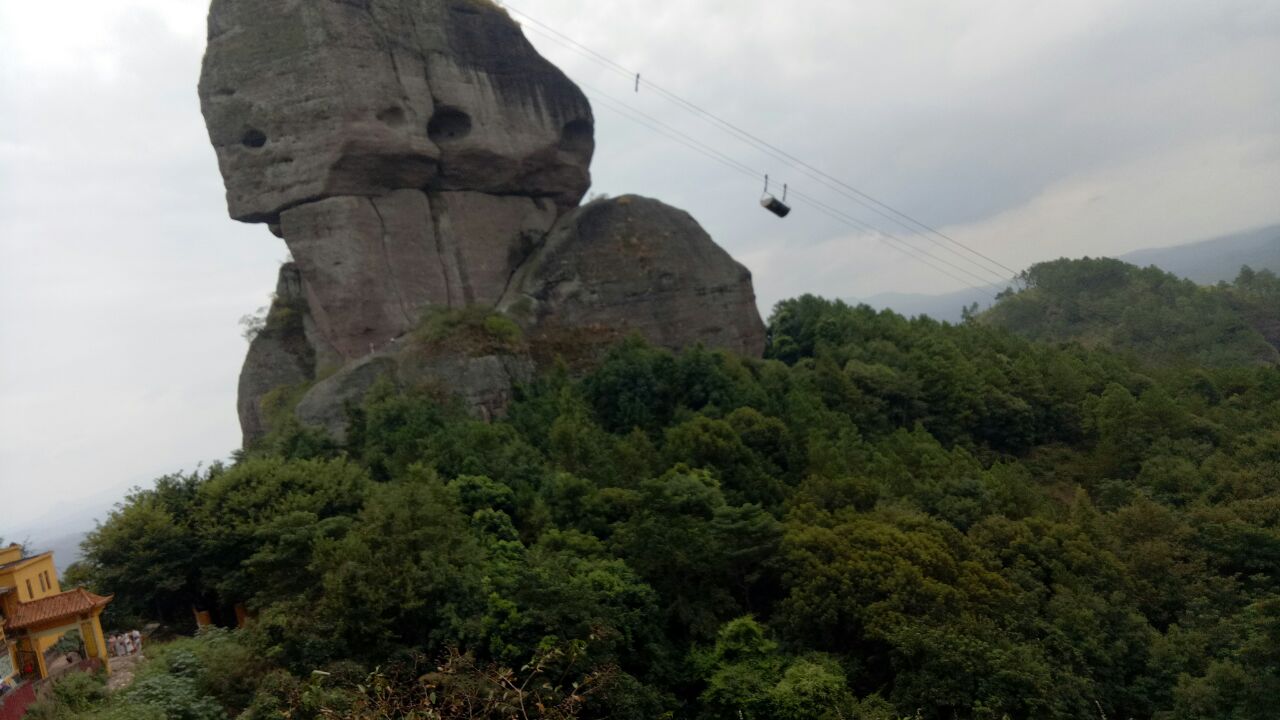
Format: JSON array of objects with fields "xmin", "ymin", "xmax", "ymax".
[{"xmin": 3, "ymin": 589, "xmax": 113, "ymax": 631}]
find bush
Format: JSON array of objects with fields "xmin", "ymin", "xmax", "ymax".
[
  {"xmin": 51, "ymin": 629, "xmax": 84, "ymax": 656},
  {"xmin": 415, "ymin": 306, "xmax": 525, "ymax": 355},
  {"xmin": 23, "ymin": 671, "xmax": 107, "ymax": 719},
  {"xmin": 69, "ymin": 291, "xmax": 1280, "ymax": 719},
  {"xmin": 136, "ymin": 628, "xmax": 267, "ymax": 716},
  {"xmin": 122, "ymin": 673, "xmax": 223, "ymax": 720}
]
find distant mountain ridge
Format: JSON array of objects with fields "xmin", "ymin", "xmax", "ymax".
[
  {"xmin": 1122, "ymin": 224, "xmax": 1280, "ymax": 285},
  {"xmin": 855, "ymin": 223, "xmax": 1280, "ymax": 322}
]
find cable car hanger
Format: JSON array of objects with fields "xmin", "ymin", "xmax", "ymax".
[{"xmin": 761, "ymin": 174, "xmax": 791, "ymax": 218}]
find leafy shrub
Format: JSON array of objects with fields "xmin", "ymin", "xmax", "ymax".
[
  {"xmin": 415, "ymin": 306, "xmax": 525, "ymax": 355},
  {"xmin": 23, "ymin": 671, "xmax": 107, "ymax": 719},
  {"xmin": 297, "ymin": 643, "xmax": 609, "ymax": 720},
  {"xmin": 121, "ymin": 673, "xmax": 223, "ymax": 720}
]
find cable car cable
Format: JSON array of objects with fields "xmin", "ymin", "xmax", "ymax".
[
  {"xmin": 581, "ymin": 81, "xmax": 1008, "ymax": 288},
  {"xmin": 502, "ymin": 2, "xmax": 1020, "ymax": 283},
  {"xmin": 585, "ymin": 90, "xmax": 1001, "ymax": 294},
  {"xmin": 508, "ymin": 9, "xmax": 1014, "ymax": 279},
  {"xmin": 584, "ymin": 91, "xmax": 999, "ymax": 296},
  {"xmin": 518, "ymin": 23, "xmax": 1013, "ymax": 286}
]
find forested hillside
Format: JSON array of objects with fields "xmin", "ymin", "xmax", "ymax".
[
  {"xmin": 52, "ymin": 297, "xmax": 1280, "ymax": 720},
  {"xmin": 983, "ymin": 259, "xmax": 1280, "ymax": 367}
]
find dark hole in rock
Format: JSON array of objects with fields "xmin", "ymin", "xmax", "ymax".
[
  {"xmin": 560, "ymin": 119, "xmax": 593, "ymax": 153},
  {"xmin": 242, "ymin": 129, "xmax": 267, "ymax": 149},
  {"xmin": 378, "ymin": 107, "xmax": 407, "ymax": 126},
  {"xmin": 428, "ymin": 107, "xmax": 472, "ymax": 143}
]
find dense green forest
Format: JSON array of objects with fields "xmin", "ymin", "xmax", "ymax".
[
  {"xmin": 41, "ymin": 262, "xmax": 1280, "ymax": 719},
  {"xmin": 983, "ymin": 259, "xmax": 1280, "ymax": 367}
]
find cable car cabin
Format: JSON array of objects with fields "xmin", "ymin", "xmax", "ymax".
[
  {"xmin": 760, "ymin": 175, "xmax": 791, "ymax": 218},
  {"xmin": 761, "ymin": 195, "xmax": 791, "ymax": 218}
]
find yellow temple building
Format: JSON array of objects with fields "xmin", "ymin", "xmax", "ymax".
[{"xmin": 0, "ymin": 544, "xmax": 112, "ymax": 687}]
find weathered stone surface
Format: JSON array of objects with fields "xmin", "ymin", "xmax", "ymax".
[
  {"xmin": 501, "ymin": 195, "xmax": 768, "ymax": 358},
  {"xmin": 280, "ymin": 191, "xmax": 444, "ymax": 359},
  {"xmin": 430, "ymin": 192, "xmax": 558, "ymax": 307},
  {"xmin": 199, "ymin": 0, "xmax": 594, "ymax": 223},
  {"xmin": 399, "ymin": 352, "xmax": 536, "ymax": 421},
  {"xmin": 294, "ymin": 344, "xmax": 534, "ymax": 441},
  {"xmin": 237, "ymin": 264, "xmax": 316, "ymax": 446},
  {"xmin": 203, "ymin": 0, "xmax": 768, "ymax": 447},
  {"xmin": 278, "ymin": 189, "xmax": 556, "ymax": 360},
  {"xmin": 296, "ymin": 356, "xmax": 399, "ymax": 443}
]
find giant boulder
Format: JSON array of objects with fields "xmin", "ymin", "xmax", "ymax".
[
  {"xmin": 501, "ymin": 195, "xmax": 766, "ymax": 360},
  {"xmin": 200, "ymin": 0, "xmax": 594, "ymax": 360},
  {"xmin": 199, "ymin": 0, "xmax": 768, "ymax": 446},
  {"xmin": 200, "ymin": 0, "xmax": 595, "ymax": 223}
]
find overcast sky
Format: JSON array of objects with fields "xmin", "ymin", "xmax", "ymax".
[{"xmin": 2, "ymin": 0, "xmax": 1279, "ymax": 539}]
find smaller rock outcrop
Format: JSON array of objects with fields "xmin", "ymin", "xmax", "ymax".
[
  {"xmin": 237, "ymin": 264, "xmax": 326, "ymax": 445},
  {"xmin": 295, "ymin": 353, "xmax": 535, "ymax": 442},
  {"xmin": 501, "ymin": 196, "xmax": 767, "ymax": 360}
]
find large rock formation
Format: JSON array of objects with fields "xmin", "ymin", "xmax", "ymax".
[
  {"xmin": 201, "ymin": 0, "xmax": 766, "ymax": 446},
  {"xmin": 200, "ymin": 0, "xmax": 594, "ymax": 224},
  {"xmin": 501, "ymin": 196, "xmax": 766, "ymax": 359}
]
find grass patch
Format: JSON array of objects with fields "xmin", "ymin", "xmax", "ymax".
[
  {"xmin": 259, "ymin": 381, "xmax": 315, "ymax": 431},
  {"xmin": 413, "ymin": 306, "xmax": 526, "ymax": 357}
]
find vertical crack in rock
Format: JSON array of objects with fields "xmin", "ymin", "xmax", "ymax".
[
  {"xmin": 365, "ymin": 1, "xmax": 419, "ymax": 125},
  {"xmin": 368, "ymin": 196, "xmax": 415, "ymax": 327},
  {"xmin": 499, "ymin": 229, "xmax": 534, "ymax": 303},
  {"xmin": 427, "ymin": 192, "xmax": 464, "ymax": 307}
]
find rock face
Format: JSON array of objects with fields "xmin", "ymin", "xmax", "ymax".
[
  {"xmin": 237, "ymin": 264, "xmax": 332, "ymax": 444},
  {"xmin": 296, "ymin": 350, "xmax": 535, "ymax": 442},
  {"xmin": 502, "ymin": 196, "xmax": 767, "ymax": 359},
  {"xmin": 200, "ymin": 0, "xmax": 594, "ymax": 223},
  {"xmin": 200, "ymin": 0, "xmax": 767, "ymax": 446}
]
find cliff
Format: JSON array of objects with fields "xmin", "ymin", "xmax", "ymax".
[{"xmin": 199, "ymin": 0, "xmax": 765, "ymax": 445}]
